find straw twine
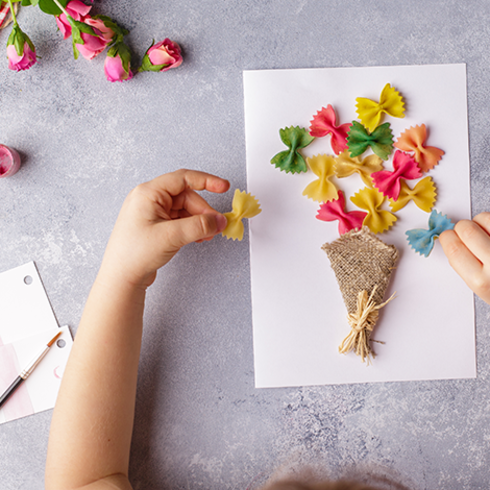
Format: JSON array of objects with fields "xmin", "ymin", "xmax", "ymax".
[{"xmin": 322, "ymin": 227, "xmax": 398, "ymax": 364}]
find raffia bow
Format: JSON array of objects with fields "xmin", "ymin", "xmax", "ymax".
[{"xmin": 338, "ymin": 285, "xmax": 396, "ymax": 364}]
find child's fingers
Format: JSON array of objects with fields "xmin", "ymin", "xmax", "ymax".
[
  {"xmin": 473, "ymin": 212, "xmax": 490, "ymax": 234},
  {"xmin": 171, "ymin": 188, "xmax": 220, "ymax": 216},
  {"xmin": 440, "ymin": 229, "xmax": 483, "ymax": 280},
  {"xmin": 151, "ymin": 169, "xmax": 230, "ymax": 197},
  {"xmin": 158, "ymin": 213, "xmax": 227, "ymax": 250},
  {"xmin": 452, "ymin": 218, "xmax": 490, "ymax": 266}
]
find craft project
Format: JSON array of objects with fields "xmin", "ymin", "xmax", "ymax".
[
  {"xmin": 302, "ymin": 154, "xmax": 339, "ymax": 202},
  {"xmin": 395, "ymin": 124, "xmax": 445, "ymax": 173},
  {"xmin": 406, "ymin": 210, "xmax": 454, "ymax": 257},
  {"xmin": 355, "ymin": 83, "xmax": 405, "ymax": 132},
  {"xmin": 316, "ymin": 191, "xmax": 367, "ymax": 235},
  {"xmin": 350, "ymin": 187, "xmax": 397, "ymax": 234},
  {"xmin": 371, "ymin": 150, "xmax": 422, "ymax": 201},
  {"xmin": 346, "ymin": 121, "xmax": 394, "ymax": 160},
  {"xmin": 334, "ymin": 150, "xmax": 383, "ymax": 187},
  {"xmin": 389, "ymin": 176, "xmax": 437, "ymax": 213},
  {"xmin": 222, "ymin": 189, "xmax": 262, "ymax": 241},
  {"xmin": 309, "ymin": 105, "xmax": 352, "ymax": 155},
  {"xmin": 270, "ymin": 126, "xmax": 315, "ymax": 174},
  {"xmin": 322, "ymin": 227, "xmax": 398, "ymax": 364}
]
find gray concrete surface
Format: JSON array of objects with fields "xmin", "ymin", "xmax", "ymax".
[{"xmin": 0, "ymin": 0, "xmax": 489, "ymax": 488}]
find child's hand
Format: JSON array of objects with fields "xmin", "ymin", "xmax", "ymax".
[
  {"xmin": 440, "ymin": 212, "xmax": 490, "ymax": 304},
  {"xmin": 101, "ymin": 169, "xmax": 230, "ymax": 288}
]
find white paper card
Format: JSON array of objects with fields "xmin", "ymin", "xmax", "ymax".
[
  {"xmin": 0, "ymin": 262, "xmax": 58, "ymax": 345},
  {"xmin": 0, "ymin": 326, "xmax": 73, "ymax": 424},
  {"xmin": 0, "ymin": 262, "xmax": 73, "ymax": 423},
  {"xmin": 243, "ymin": 64, "xmax": 475, "ymax": 388}
]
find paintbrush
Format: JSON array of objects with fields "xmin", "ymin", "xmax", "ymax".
[{"xmin": 0, "ymin": 330, "xmax": 63, "ymax": 409}]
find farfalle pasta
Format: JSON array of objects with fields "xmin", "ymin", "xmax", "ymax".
[
  {"xmin": 350, "ymin": 187, "xmax": 397, "ymax": 234},
  {"xmin": 355, "ymin": 83, "xmax": 405, "ymax": 132},
  {"xmin": 389, "ymin": 176, "xmax": 437, "ymax": 213},
  {"xmin": 406, "ymin": 210, "xmax": 454, "ymax": 257},
  {"xmin": 346, "ymin": 121, "xmax": 394, "ymax": 161},
  {"xmin": 302, "ymin": 154, "xmax": 339, "ymax": 202},
  {"xmin": 222, "ymin": 189, "xmax": 262, "ymax": 241},
  {"xmin": 334, "ymin": 151, "xmax": 384, "ymax": 187},
  {"xmin": 270, "ymin": 126, "xmax": 315, "ymax": 174},
  {"xmin": 262, "ymin": 80, "xmax": 452, "ymax": 363},
  {"xmin": 309, "ymin": 105, "xmax": 352, "ymax": 155},
  {"xmin": 316, "ymin": 191, "xmax": 367, "ymax": 235},
  {"xmin": 395, "ymin": 124, "xmax": 445, "ymax": 173},
  {"xmin": 371, "ymin": 150, "xmax": 422, "ymax": 201}
]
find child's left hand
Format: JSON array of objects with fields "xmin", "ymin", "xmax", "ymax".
[{"xmin": 100, "ymin": 169, "xmax": 230, "ymax": 289}]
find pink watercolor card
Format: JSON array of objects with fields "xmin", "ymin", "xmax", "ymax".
[
  {"xmin": 0, "ymin": 262, "xmax": 73, "ymax": 423},
  {"xmin": 243, "ymin": 64, "xmax": 475, "ymax": 388},
  {"xmin": 0, "ymin": 326, "xmax": 73, "ymax": 424}
]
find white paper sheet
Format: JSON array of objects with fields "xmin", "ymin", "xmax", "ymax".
[
  {"xmin": 0, "ymin": 262, "xmax": 73, "ymax": 423},
  {"xmin": 244, "ymin": 64, "xmax": 475, "ymax": 388}
]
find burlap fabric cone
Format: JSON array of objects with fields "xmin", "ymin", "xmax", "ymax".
[{"xmin": 322, "ymin": 227, "xmax": 399, "ymax": 363}]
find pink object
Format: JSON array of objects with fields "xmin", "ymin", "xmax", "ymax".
[
  {"xmin": 309, "ymin": 105, "xmax": 352, "ymax": 155},
  {"xmin": 316, "ymin": 191, "xmax": 367, "ymax": 235},
  {"xmin": 0, "ymin": 344, "xmax": 34, "ymax": 422},
  {"xmin": 55, "ymin": 0, "xmax": 92, "ymax": 39},
  {"xmin": 76, "ymin": 31, "xmax": 109, "ymax": 60},
  {"xmin": 84, "ymin": 17, "xmax": 115, "ymax": 45},
  {"xmin": 148, "ymin": 39, "xmax": 183, "ymax": 71},
  {"xmin": 7, "ymin": 43, "xmax": 36, "ymax": 72},
  {"xmin": 104, "ymin": 54, "xmax": 133, "ymax": 82},
  {"xmin": 371, "ymin": 150, "xmax": 422, "ymax": 201},
  {"xmin": 0, "ymin": 145, "xmax": 21, "ymax": 177}
]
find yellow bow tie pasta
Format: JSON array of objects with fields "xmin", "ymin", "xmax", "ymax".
[
  {"xmin": 222, "ymin": 189, "xmax": 262, "ymax": 241},
  {"xmin": 356, "ymin": 83, "xmax": 405, "ymax": 132}
]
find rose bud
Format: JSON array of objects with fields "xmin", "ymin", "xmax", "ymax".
[
  {"xmin": 6, "ymin": 25, "xmax": 36, "ymax": 71},
  {"xmin": 139, "ymin": 38, "xmax": 182, "ymax": 72},
  {"xmin": 104, "ymin": 42, "xmax": 132, "ymax": 82}
]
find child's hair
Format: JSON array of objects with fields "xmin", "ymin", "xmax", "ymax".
[{"xmin": 264, "ymin": 481, "xmax": 383, "ymax": 490}]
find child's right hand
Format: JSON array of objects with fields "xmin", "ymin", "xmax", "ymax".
[
  {"xmin": 440, "ymin": 212, "xmax": 490, "ymax": 305},
  {"xmin": 99, "ymin": 169, "xmax": 230, "ymax": 289}
]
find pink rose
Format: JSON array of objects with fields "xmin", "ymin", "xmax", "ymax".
[
  {"xmin": 84, "ymin": 17, "xmax": 115, "ymax": 45},
  {"xmin": 140, "ymin": 38, "xmax": 182, "ymax": 72},
  {"xmin": 104, "ymin": 54, "xmax": 132, "ymax": 82},
  {"xmin": 55, "ymin": 0, "xmax": 92, "ymax": 39},
  {"xmin": 76, "ymin": 31, "xmax": 109, "ymax": 60},
  {"xmin": 104, "ymin": 42, "xmax": 132, "ymax": 82},
  {"xmin": 6, "ymin": 27, "xmax": 36, "ymax": 72}
]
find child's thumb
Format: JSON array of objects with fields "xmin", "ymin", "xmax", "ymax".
[{"xmin": 164, "ymin": 213, "xmax": 227, "ymax": 249}]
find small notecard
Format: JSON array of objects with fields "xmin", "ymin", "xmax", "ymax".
[{"xmin": 0, "ymin": 262, "xmax": 73, "ymax": 424}]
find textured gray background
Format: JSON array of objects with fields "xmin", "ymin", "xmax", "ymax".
[{"xmin": 0, "ymin": 0, "xmax": 489, "ymax": 489}]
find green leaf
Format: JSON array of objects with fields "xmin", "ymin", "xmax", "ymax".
[
  {"xmin": 71, "ymin": 37, "xmax": 79, "ymax": 60},
  {"xmin": 68, "ymin": 17, "xmax": 97, "ymax": 37},
  {"xmin": 21, "ymin": 0, "xmax": 39, "ymax": 6},
  {"xmin": 139, "ymin": 54, "xmax": 166, "ymax": 72},
  {"xmin": 38, "ymin": 0, "xmax": 68, "ymax": 16}
]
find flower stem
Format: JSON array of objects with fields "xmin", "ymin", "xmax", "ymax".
[{"xmin": 6, "ymin": 0, "xmax": 18, "ymax": 26}]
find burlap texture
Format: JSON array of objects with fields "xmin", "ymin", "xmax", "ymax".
[{"xmin": 322, "ymin": 227, "xmax": 398, "ymax": 314}]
